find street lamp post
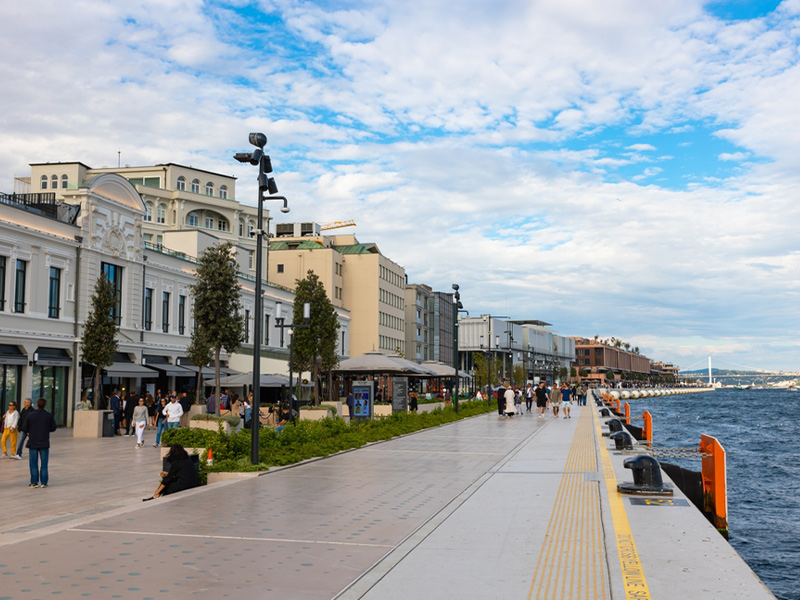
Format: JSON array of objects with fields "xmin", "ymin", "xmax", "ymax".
[
  {"xmin": 274, "ymin": 301, "xmax": 310, "ymax": 421},
  {"xmin": 451, "ymin": 284, "xmax": 469, "ymax": 413},
  {"xmin": 234, "ymin": 132, "xmax": 290, "ymax": 465}
]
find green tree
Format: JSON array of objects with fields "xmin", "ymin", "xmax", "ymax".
[
  {"xmin": 292, "ymin": 270, "xmax": 340, "ymax": 404},
  {"xmin": 473, "ymin": 353, "xmax": 502, "ymax": 390},
  {"xmin": 81, "ymin": 274, "xmax": 119, "ymax": 409},
  {"xmin": 512, "ymin": 364, "xmax": 525, "ymax": 386},
  {"xmin": 186, "ymin": 325, "xmax": 213, "ymax": 405},
  {"xmin": 190, "ymin": 242, "xmax": 244, "ymax": 415}
]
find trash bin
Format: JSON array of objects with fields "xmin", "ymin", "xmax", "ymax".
[{"xmin": 101, "ymin": 411, "xmax": 115, "ymax": 437}]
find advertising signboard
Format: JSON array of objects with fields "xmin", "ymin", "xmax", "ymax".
[
  {"xmin": 352, "ymin": 381, "xmax": 374, "ymax": 420},
  {"xmin": 392, "ymin": 377, "xmax": 408, "ymax": 413}
]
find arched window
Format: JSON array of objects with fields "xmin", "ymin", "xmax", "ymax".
[
  {"xmin": 187, "ymin": 212, "xmax": 199, "ymax": 227},
  {"xmin": 51, "ymin": 175, "xmax": 58, "ymax": 188},
  {"xmin": 220, "ymin": 185, "xmax": 228, "ymax": 199},
  {"xmin": 157, "ymin": 204, "xmax": 166, "ymax": 224},
  {"xmin": 216, "ymin": 219, "xmax": 228, "ymax": 231},
  {"xmin": 61, "ymin": 174, "xmax": 68, "ymax": 189},
  {"xmin": 191, "ymin": 179, "xmax": 200, "ymax": 194},
  {"xmin": 176, "ymin": 176, "xmax": 186, "ymax": 191},
  {"xmin": 144, "ymin": 202, "xmax": 153, "ymax": 222},
  {"xmin": 41, "ymin": 175, "xmax": 48, "ymax": 190},
  {"xmin": 204, "ymin": 214, "xmax": 214, "ymax": 229},
  {"xmin": 205, "ymin": 182, "xmax": 214, "ymax": 196},
  {"xmin": 238, "ymin": 219, "xmax": 244, "ymax": 237},
  {"xmin": 247, "ymin": 220, "xmax": 255, "ymax": 237}
]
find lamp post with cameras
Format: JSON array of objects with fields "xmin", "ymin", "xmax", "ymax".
[
  {"xmin": 451, "ymin": 284, "xmax": 469, "ymax": 414},
  {"xmin": 234, "ymin": 132, "xmax": 290, "ymax": 465}
]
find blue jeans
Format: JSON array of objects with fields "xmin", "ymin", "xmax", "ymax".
[
  {"xmin": 29, "ymin": 448, "xmax": 50, "ymax": 486},
  {"xmin": 155, "ymin": 420, "xmax": 167, "ymax": 444},
  {"xmin": 166, "ymin": 422, "xmax": 179, "ymax": 429},
  {"xmin": 16, "ymin": 432, "xmax": 28, "ymax": 456}
]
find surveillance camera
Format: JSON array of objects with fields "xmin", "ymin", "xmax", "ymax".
[{"xmin": 249, "ymin": 132, "xmax": 267, "ymax": 148}]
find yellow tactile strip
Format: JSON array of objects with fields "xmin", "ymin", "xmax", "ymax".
[{"xmin": 527, "ymin": 409, "xmax": 609, "ymax": 600}]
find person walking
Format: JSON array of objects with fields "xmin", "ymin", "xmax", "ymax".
[
  {"xmin": 514, "ymin": 387, "xmax": 524, "ymax": 415},
  {"xmin": 534, "ymin": 382, "xmax": 549, "ymax": 419},
  {"xmin": 503, "ymin": 384, "xmax": 516, "ymax": 417},
  {"xmin": 409, "ymin": 391, "xmax": 418, "ymax": 413},
  {"xmin": 2, "ymin": 401, "xmax": 20, "ymax": 458},
  {"xmin": 496, "ymin": 382, "xmax": 507, "ymax": 416},
  {"xmin": 109, "ymin": 390, "xmax": 122, "ymax": 435},
  {"xmin": 561, "ymin": 383, "xmax": 573, "ymax": 419},
  {"xmin": 20, "ymin": 398, "xmax": 57, "ymax": 488},
  {"xmin": 164, "ymin": 395, "xmax": 184, "ymax": 430},
  {"xmin": 153, "ymin": 397, "xmax": 168, "ymax": 448},
  {"xmin": 551, "ymin": 383, "xmax": 561, "ymax": 418},
  {"xmin": 124, "ymin": 389, "xmax": 139, "ymax": 436},
  {"xmin": 132, "ymin": 397, "xmax": 148, "ymax": 448},
  {"xmin": 13, "ymin": 398, "xmax": 33, "ymax": 459},
  {"xmin": 525, "ymin": 384, "xmax": 534, "ymax": 413}
]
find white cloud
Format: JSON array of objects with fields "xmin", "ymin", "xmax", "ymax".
[{"xmin": 1, "ymin": 0, "xmax": 799, "ymax": 369}]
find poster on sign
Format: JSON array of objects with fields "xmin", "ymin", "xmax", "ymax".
[{"xmin": 352, "ymin": 381, "xmax": 374, "ymax": 420}]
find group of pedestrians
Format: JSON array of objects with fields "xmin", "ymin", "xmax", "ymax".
[
  {"xmin": 103, "ymin": 389, "xmax": 189, "ymax": 448},
  {"xmin": 2, "ymin": 397, "xmax": 57, "ymax": 488},
  {"xmin": 493, "ymin": 381, "xmax": 588, "ymax": 419}
]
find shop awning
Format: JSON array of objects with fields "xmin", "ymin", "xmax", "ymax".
[
  {"xmin": 0, "ymin": 344, "xmax": 27, "ymax": 365},
  {"xmin": 34, "ymin": 347, "xmax": 72, "ymax": 367},
  {"xmin": 103, "ymin": 363, "xmax": 159, "ymax": 378},
  {"xmin": 142, "ymin": 355, "xmax": 194, "ymax": 377}
]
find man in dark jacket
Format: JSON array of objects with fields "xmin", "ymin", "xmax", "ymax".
[
  {"xmin": 109, "ymin": 390, "xmax": 122, "ymax": 435},
  {"xmin": 13, "ymin": 397, "xmax": 33, "ymax": 459},
  {"xmin": 20, "ymin": 397, "xmax": 57, "ymax": 488},
  {"xmin": 124, "ymin": 390, "xmax": 139, "ymax": 435},
  {"xmin": 496, "ymin": 383, "xmax": 506, "ymax": 416}
]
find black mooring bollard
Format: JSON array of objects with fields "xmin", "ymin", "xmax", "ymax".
[{"xmin": 617, "ymin": 454, "xmax": 673, "ymax": 496}]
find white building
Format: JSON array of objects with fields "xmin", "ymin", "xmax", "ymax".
[{"xmin": 1, "ymin": 164, "xmax": 350, "ymax": 427}]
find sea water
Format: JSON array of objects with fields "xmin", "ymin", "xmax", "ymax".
[{"xmin": 629, "ymin": 388, "xmax": 799, "ymax": 600}]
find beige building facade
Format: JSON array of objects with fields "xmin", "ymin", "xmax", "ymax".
[{"xmin": 268, "ymin": 225, "xmax": 406, "ymax": 358}]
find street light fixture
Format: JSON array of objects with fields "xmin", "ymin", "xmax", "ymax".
[
  {"xmin": 234, "ymin": 132, "xmax": 290, "ymax": 465},
  {"xmin": 275, "ymin": 301, "xmax": 311, "ymax": 422},
  {"xmin": 451, "ymin": 284, "xmax": 469, "ymax": 414}
]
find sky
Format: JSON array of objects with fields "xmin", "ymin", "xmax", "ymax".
[{"xmin": 1, "ymin": 0, "xmax": 799, "ymax": 371}]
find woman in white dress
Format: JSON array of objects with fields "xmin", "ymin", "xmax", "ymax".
[{"xmin": 132, "ymin": 397, "xmax": 149, "ymax": 448}]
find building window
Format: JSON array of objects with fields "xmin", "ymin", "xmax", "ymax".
[
  {"xmin": 51, "ymin": 175, "xmax": 58, "ymax": 189},
  {"xmin": 41, "ymin": 175, "xmax": 48, "ymax": 190},
  {"xmin": 162, "ymin": 292, "xmax": 170, "ymax": 333},
  {"xmin": 217, "ymin": 219, "xmax": 228, "ymax": 231},
  {"xmin": 177, "ymin": 176, "xmax": 186, "ymax": 191},
  {"xmin": 204, "ymin": 215, "xmax": 214, "ymax": 229},
  {"xmin": 48, "ymin": 267, "xmax": 61, "ymax": 319},
  {"xmin": 248, "ymin": 251, "xmax": 254, "ymax": 270},
  {"xmin": 61, "ymin": 174, "xmax": 68, "ymax": 189},
  {"xmin": 144, "ymin": 202, "xmax": 153, "ymax": 222},
  {"xmin": 220, "ymin": 185, "xmax": 228, "ymax": 199},
  {"xmin": 14, "ymin": 260, "xmax": 27, "ymax": 313},
  {"xmin": 191, "ymin": 179, "xmax": 200, "ymax": 193},
  {"xmin": 187, "ymin": 212, "xmax": 199, "ymax": 227},
  {"xmin": 244, "ymin": 309, "xmax": 250, "ymax": 343},
  {"xmin": 0, "ymin": 256, "xmax": 5, "ymax": 311},
  {"xmin": 277, "ymin": 264, "xmax": 284, "ymax": 273},
  {"xmin": 156, "ymin": 204, "xmax": 165, "ymax": 224},
  {"xmin": 247, "ymin": 221, "xmax": 255, "ymax": 237},
  {"xmin": 205, "ymin": 182, "xmax": 214, "ymax": 196},
  {"xmin": 239, "ymin": 219, "xmax": 244, "ymax": 237},
  {"xmin": 144, "ymin": 288, "xmax": 153, "ymax": 331},
  {"xmin": 101, "ymin": 262, "xmax": 123, "ymax": 325},
  {"xmin": 178, "ymin": 295, "xmax": 186, "ymax": 335}
]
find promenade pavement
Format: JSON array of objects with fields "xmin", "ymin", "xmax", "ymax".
[{"xmin": 0, "ymin": 400, "xmax": 776, "ymax": 600}]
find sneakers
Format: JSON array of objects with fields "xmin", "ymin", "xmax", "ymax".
[
  {"xmin": 11, "ymin": 454, "xmax": 22, "ymax": 460},
  {"xmin": 39, "ymin": 484, "xmax": 47, "ymax": 488},
  {"xmin": 28, "ymin": 483, "xmax": 39, "ymax": 488},
  {"xmin": 153, "ymin": 443, "xmax": 159, "ymax": 448}
]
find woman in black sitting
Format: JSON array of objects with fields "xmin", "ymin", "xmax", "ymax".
[{"xmin": 147, "ymin": 444, "xmax": 199, "ymax": 499}]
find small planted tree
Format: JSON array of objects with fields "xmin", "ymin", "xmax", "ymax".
[
  {"xmin": 190, "ymin": 242, "xmax": 244, "ymax": 415},
  {"xmin": 81, "ymin": 274, "xmax": 119, "ymax": 409},
  {"xmin": 292, "ymin": 270, "xmax": 340, "ymax": 404}
]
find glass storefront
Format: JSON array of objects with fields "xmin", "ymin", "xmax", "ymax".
[
  {"xmin": 0, "ymin": 364, "xmax": 21, "ymax": 414},
  {"xmin": 32, "ymin": 365, "xmax": 69, "ymax": 426}
]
